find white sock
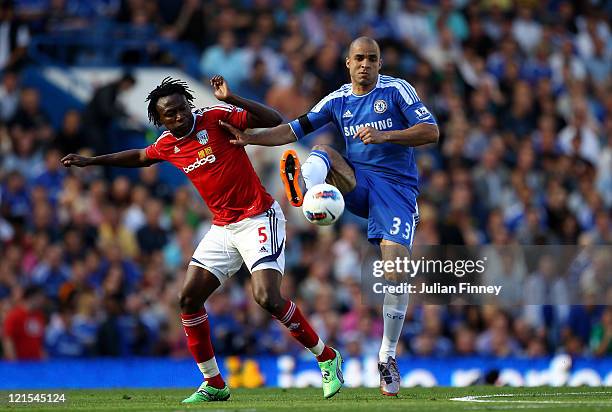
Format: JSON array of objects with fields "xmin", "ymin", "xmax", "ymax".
[
  {"xmin": 379, "ymin": 292, "xmax": 408, "ymax": 363},
  {"xmin": 197, "ymin": 357, "xmax": 221, "ymax": 378},
  {"xmin": 308, "ymin": 338, "xmax": 325, "ymax": 357},
  {"xmin": 301, "ymin": 150, "xmax": 330, "ymax": 191}
]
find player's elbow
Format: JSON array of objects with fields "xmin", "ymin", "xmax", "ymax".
[
  {"xmin": 251, "ymin": 111, "xmax": 283, "ymax": 128},
  {"xmin": 268, "ymin": 110, "xmax": 283, "ymax": 127}
]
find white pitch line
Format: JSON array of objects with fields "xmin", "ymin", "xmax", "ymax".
[{"xmin": 450, "ymin": 391, "xmax": 612, "ymax": 403}]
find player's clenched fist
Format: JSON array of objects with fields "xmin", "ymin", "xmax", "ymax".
[
  {"xmin": 61, "ymin": 154, "xmax": 92, "ymax": 167},
  {"xmin": 354, "ymin": 126, "xmax": 387, "ymax": 145},
  {"xmin": 210, "ymin": 75, "xmax": 232, "ymax": 102}
]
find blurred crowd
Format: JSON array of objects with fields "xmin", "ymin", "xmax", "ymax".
[{"xmin": 0, "ymin": 0, "xmax": 611, "ymax": 361}]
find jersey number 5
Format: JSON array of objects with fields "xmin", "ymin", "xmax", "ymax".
[{"xmin": 258, "ymin": 227, "xmax": 268, "ymax": 243}]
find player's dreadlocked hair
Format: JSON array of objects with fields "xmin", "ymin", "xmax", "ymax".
[{"xmin": 146, "ymin": 77, "xmax": 195, "ymax": 127}]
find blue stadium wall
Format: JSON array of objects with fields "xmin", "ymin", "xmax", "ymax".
[{"xmin": 1, "ymin": 356, "xmax": 611, "ymax": 389}]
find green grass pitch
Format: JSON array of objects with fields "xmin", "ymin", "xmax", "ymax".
[{"xmin": 2, "ymin": 387, "xmax": 612, "ymax": 411}]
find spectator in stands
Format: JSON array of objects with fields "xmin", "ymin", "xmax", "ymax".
[
  {"xmin": 0, "ymin": 170, "xmax": 29, "ymax": 218},
  {"xmin": 522, "ymin": 254, "xmax": 570, "ymax": 330},
  {"xmin": 585, "ymin": 36, "xmax": 611, "ymax": 85},
  {"xmin": 54, "ymin": 109, "xmax": 86, "ymax": 156},
  {"xmin": 454, "ymin": 326, "xmax": 477, "ymax": 356},
  {"xmin": 109, "ymin": 175, "xmax": 131, "ymax": 209},
  {"xmin": 235, "ymin": 58, "xmax": 272, "ymax": 104},
  {"xmin": 10, "ymin": 87, "xmax": 53, "ymax": 145},
  {"xmin": 410, "ymin": 306, "xmax": 453, "ymax": 357},
  {"xmin": 590, "ymin": 307, "xmax": 612, "ymax": 357},
  {"xmin": 563, "ymin": 290, "xmax": 603, "ymax": 348},
  {"xmin": 265, "ymin": 53, "xmax": 315, "ymax": 120},
  {"xmin": 310, "ymin": 43, "xmax": 345, "ymax": 97},
  {"xmin": 558, "ymin": 103, "xmax": 601, "ymax": 164},
  {"xmin": 0, "ymin": 0, "xmax": 30, "ymax": 71},
  {"xmin": 97, "ymin": 203, "xmax": 139, "ymax": 258},
  {"xmin": 160, "ymin": 0, "xmax": 207, "ymax": 49},
  {"xmin": 82, "ymin": 72, "xmax": 136, "ymax": 155},
  {"xmin": 136, "ymin": 199, "xmax": 168, "ymax": 256},
  {"xmin": 31, "ymin": 243, "xmax": 70, "ymax": 299},
  {"xmin": 242, "ymin": 32, "xmax": 282, "ymax": 82},
  {"xmin": 95, "ymin": 293, "xmax": 126, "ymax": 356},
  {"xmin": 0, "ymin": 69, "xmax": 19, "ymax": 122},
  {"xmin": 122, "ymin": 184, "xmax": 148, "ymax": 233},
  {"xmin": 2, "ymin": 285, "xmax": 46, "ymax": 360},
  {"xmin": 33, "ymin": 148, "xmax": 66, "ymax": 205},
  {"xmin": 511, "ymin": 6, "xmax": 542, "ymax": 54},
  {"xmin": 393, "ymin": 0, "xmax": 434, "ymax": 54},
  {"xmin": 300, "ymin": 0, "xmax": 328, "ymax": 48},
  {"xmin": 477, "ymin": 311, "xmax": 520, "ymax": 357},
  {"xmin": 200, "ymin": 30, "xmax": 246, "ymax": 87},
  {"xmin": 334, "ymin": 0, "xmax": 368, "ymax": 41},
  {"xmin": 41, "ymin": 0, "xmax": 95, "ymax": 33},
  {"xmin": 2, "ymin": 132, "xmax": 42, "ymax": 180},
  {"xmin": 45, "ymin": 304, "xmax": 89, "ymax": 358}
]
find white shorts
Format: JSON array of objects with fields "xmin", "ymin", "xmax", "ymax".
[{"xmin": 189, "ymin": 201, "xmax": 286, "ymax": 284}]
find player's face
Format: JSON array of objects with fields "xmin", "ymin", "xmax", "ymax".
[
  {"xmin": 157, "ymin": 94, "xmax": 194, "ymax": 136},
  {"xmin": 346, "ymin": 43, "xmax": 381, "ymax": 87}
]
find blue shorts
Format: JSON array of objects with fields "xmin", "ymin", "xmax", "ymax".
[{"xmin": 343, "ymin": 166, "xmax": 420, "ymax": 250}]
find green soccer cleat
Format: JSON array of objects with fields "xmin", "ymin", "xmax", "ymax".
[
  {"xmin": 181, "ymin": 381, "xmax": 230, "ymax": 403},
  {"xmin": 318, "ymin": 348, "xmax": 344, "ymax": 399}
]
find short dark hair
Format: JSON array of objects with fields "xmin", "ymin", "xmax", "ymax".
[
  {"xmin": 120, "ymin": 72, "xmax": 136, "ymax": 85},
  {"xmin": 145, "ymin": 77, "xmax": 195, "ymax": 127}
]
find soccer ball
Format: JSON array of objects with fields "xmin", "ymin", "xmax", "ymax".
[{"xmin": 302, "ymin": 183, "xmax": 344, "ymax": 226}]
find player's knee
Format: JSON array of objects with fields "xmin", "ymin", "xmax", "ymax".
[
  {"xmin": 253, "ymin": 287, "xmax": 283, "ymax": 314},
  {"xmin": 312, "ymin": 144, "xmax": 333, "ymax": 156},
  {"xmin": 179, "ymin": 289, "xmax": 204, "ymax": 313}
]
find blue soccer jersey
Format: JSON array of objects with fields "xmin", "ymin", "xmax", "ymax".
[
  {"xmin": 288, "ymin": 74, "xmax": 436, "ymax": 188},
  {"xmin": 288, "ymin": 75, "xmax": 436, "ymax": 249}
]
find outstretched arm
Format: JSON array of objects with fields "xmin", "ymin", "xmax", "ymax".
[
  {"xmin": 355, "ymin": 123, "xmax": 439, "ymax": 146},
  {"xmin": 220, "ymin": 122, "xmax": 297, "ymax": 147},
  {"xmin": 61, "ymin": 149, "xmax": 161, "ymax": 168},
  {"xmin": 210, "ymin": 75, "xmax": 282, "ymax": 128},
  {"xmin": 219, "ymin": 88, "xmax": 336, "ymax": 146}
]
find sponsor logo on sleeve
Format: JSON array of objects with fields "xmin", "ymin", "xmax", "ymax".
[{"xmin": 414, "ymin": 107, "xmax": 431, "ymax": 120}]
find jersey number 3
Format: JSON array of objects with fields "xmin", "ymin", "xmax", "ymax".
[{"xmin": 389, "ymin": 217, "xmax": 411, "ymax": 240}]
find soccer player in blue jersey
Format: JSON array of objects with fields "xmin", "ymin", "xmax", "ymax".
[{"xmin": 222, "ymin": 37, "xmax": 439, "ymax": 396}]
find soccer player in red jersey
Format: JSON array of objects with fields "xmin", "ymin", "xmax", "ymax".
[{"xmin": 61, "ymin": 77, "xmax": 344, "ymax": 402}]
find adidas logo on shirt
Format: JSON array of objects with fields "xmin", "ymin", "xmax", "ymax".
[
  {"xmin": 259, "ymin": 246, "xmax": 268, "ymax": 253},
  {"xmin": 342, "ymin": 109, "xmax": 353, "ymax": 118}
]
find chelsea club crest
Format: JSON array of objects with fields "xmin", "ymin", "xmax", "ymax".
[
  {"xmin": 196, "ymin": 130, "xmax": 209, "ymax": 145},
  {"xmin": 374, "ymin": 99, "xmax": 387, "ymax": 114}
]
